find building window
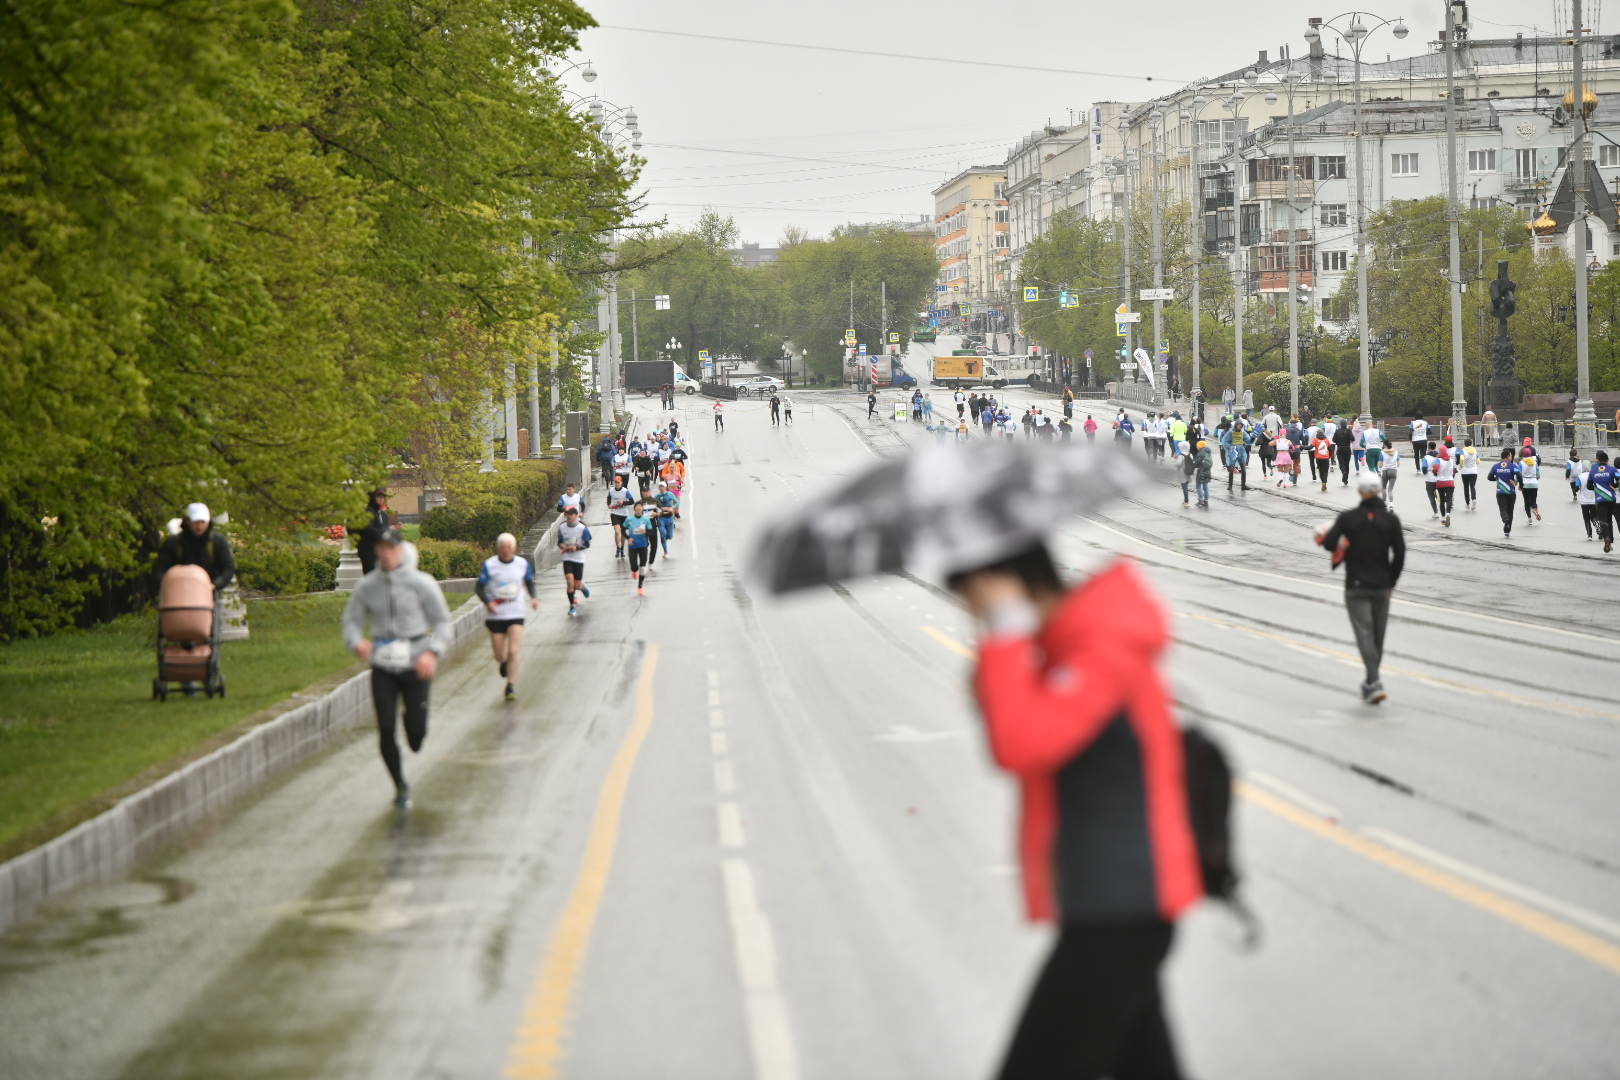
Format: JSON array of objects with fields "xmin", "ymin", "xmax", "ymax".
[
  {"xmin": 1514, "ymin": 148, "xmax": 1536, "ymax": 178},
  {"xmin": 1320, "ymin": 203, "xmax": 1348, "ymax": 227},
  {"xmin": 1318, "ymin": 156, "xmax": 1346, "ymax": 180},
  {"xmin": 1320, "ymin": 250, "xmax": 1348, "ymax": 272},
  {"xmin": 996, "ymin": 233, "xmax": 1009, "ymax": 249},
  {"xmin": 995, "ymin": 209, "xmax": 1009, "ymax": 223},
  {"xmin": 1467, "ymin": 149, "xmax": 1497, "ymax": 172},
  {"xmin": 1601, "ymin": 144, "xmax": 1620, "ymax": 167},
  {"xmin": 1391, "ymin": 153, "xmax": 1419, "ymax": 177},
  {"xmin": 1469, "ymin": 197, "xmax": 1494, "ymax": 209},
  {"xmin": 993, "ymin": 182, "xmax": 1005, "ymax": 198}
]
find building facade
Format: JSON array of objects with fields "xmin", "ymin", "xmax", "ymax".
[{"xmin": 930, "ymin": 165, "xmax": 1008, "ymax": 327}]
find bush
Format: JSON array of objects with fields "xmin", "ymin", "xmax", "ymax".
[
  {"xmin": 414, "ymin": 538, "xmax": 485, "ymax": 580},
  {"xmin": 428, "ymin": 459, "xmax": 566, "ymax": 543},
  {"xmin": 236, "ymin": 541, "xmax": 341, "ymax": 595}
]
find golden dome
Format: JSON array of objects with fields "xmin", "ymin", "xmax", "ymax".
[
  {"xmin": 1529, "ymin": 207, "xmax": 1557, "ymax": 235},
  {"xmin": 1563, "ymin": 85, "xmax": 1599, "ymax": 118}
]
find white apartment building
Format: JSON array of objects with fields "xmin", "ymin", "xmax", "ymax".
[{"xmin": 1208, "ymin": 93, "xmax": 1620, "ymax": 332}]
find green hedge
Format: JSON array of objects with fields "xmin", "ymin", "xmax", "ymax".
[
  {"xmin": 422, "ymin": 459, "xmax": 566, "ymax": 543},
  {"xmin": 414, "ymin": 538, "xmax": 486, "ymax": 580},
  {"xmin": 235, "ymin": 541, "xmax": 341, "ymax": 594}
]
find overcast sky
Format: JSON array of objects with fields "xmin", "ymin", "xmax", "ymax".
[{"xmin": 575, "ymin": 1, "xmax": 1585, "ymax": 246}]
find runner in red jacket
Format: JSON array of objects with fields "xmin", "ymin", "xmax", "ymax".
[{"xmin": 952, "ymin": 547, "xmax": 1200, "ymax": 1080}]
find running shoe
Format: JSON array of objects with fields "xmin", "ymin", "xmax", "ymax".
[
  {"xmin": 569, "ymin": 605, "xmax": 578, "ymax": 617},
  {"xmin": 393, "ymin": 785, "xmax": 412, "ymax": 810},
  {"xmin": 637, "ymin": 587, "xmax": 646, "ymax": 596},
  {"xmin": 504, "ymin": 683, "xmax": 516, "ymax": 701},
  {"xmin": 1364, "ymin": 682, "xmax": 1387, "ymax": 705},
  {"xmin": 499, "ymin": 660, "xmax": 507, "ymax": 678},
  {"xmin": 580, "ymin": 586, "xmax": 590, "ymax": 599}
]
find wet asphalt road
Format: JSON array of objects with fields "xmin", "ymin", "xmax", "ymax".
[{"xmin": 1, "ymin": 386, "xmax": 1618, "ymax": 1080}]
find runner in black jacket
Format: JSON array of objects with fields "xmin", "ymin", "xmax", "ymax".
[{"xmin": 1320, "ymin": 473, "xmax": 1406, "ymax": 704}]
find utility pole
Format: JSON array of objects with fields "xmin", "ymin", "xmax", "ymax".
[
  {"xmin": 849, "ymin": 278, "xmax": 855, "ymax": 335},
  {"xmin": 1443, "ymin": 1, "xmax": 1469, "ymax": 435},
  {"xmin": 1187, "ymin": 97, "xmax": 1208, "ymax": 402},
  {"xmin": 1150, "ymin": 109, "xmax": 1166, "ymax": 390},
  {"xmin": 549, "ymin": 326, "xmax": 562, "ymax": 450},
  {"xmin": 1119, "ymin": 124, "xmax": 1136, "ymax": 370},
  {"xmin": 630, "ymin": 286, "xmax": 640, "ymax": 363},
  {"xmin": 1285, "ymin": 70, "xmax": 1302, "ymax": 419},
  {"xmin": 880, "ymin": 280, "xmax": 887, "ymax": 352},
  {"xmin": 1572, "ymin": 0, "xmax": 1599, "ymax": 449},
  {"xmin": 1353, "ymin": 26, "xmax": 1375, "ymax": 427}
]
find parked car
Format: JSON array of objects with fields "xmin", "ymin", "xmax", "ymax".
[{"xmin": 735, "ymin": 375, "xmax": 786, "ymax": 397}]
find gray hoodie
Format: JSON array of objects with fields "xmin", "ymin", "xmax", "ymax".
[{"xmin": 342, "ymin": 563, "xmax": 454, "ymax": 666}]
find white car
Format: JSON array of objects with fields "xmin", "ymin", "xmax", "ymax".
[{"xmin": 735, "ymin": 376, "xmax": 785, "ymax": 397}]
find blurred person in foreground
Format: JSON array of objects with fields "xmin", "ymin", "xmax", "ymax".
[{"xmin": 949, "ymin": 545, "xmax": 1201, "ymax": 1080}]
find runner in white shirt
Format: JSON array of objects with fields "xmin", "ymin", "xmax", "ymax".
[
  {"xmin": 476, "ymin": 532, "xmax": 537, "ymax": 701},
  {"xmin": 556, "ymin": 507, "xmax": 592, "ymax": 616},
  {"xmin": 1410, "ymin": 416, "xmax": 1430, "ymax": 473},
  {"xmin": 1457, "ymin": 437, "xmax": 1481, "ymax": 510},
  {"xmin": 606, "ymin": 476, "xmax": 635, "ymax": 558}
]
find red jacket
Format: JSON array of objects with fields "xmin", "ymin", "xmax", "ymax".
[{"xmin": 974, "ymin": 559, "xmax": 1203, "ymax": 923}]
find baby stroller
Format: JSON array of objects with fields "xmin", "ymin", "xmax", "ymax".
[{"xmin": 153, "ymin": 565, "xmax": 225, "ymax": 700}]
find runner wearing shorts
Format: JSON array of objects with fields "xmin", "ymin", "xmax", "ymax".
[
  {"xmin": 476, "ymin": 532, "xmax": 537, "ymax": 701},
  {"xmin": 557, "ymin": 506, "xmax": 592, "ymax": 616},
  {"xmin": 606, "ymin": 476, "xmax": 634, "ymax": 558}
]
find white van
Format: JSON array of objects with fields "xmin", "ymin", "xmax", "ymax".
[
  {"xmin": 673, "ymin": 368, "xmax": 701, "ymax": 394},
  {"xmin": 996, "ymin": 354, "xmax": 1050, "ymax": 387}
]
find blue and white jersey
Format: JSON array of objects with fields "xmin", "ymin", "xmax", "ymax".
[
  {"xmin": 557, "ymin": 521, "xmax": 593, "ymax": 565},
  {"xmin": 556, "ymin": 491, "xmax": 585, "ymax": 516},
  {"xmin": 479, "ymin": 555, "xmax": 534, "ymax": 621}
]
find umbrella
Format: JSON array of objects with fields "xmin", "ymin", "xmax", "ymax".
[{"xmin": 747, "ymin": 440, "xmax": 1144, "ymax": 595}]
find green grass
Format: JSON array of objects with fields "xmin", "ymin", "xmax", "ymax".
[
  {"xmin": 399, "ymin": 523, "xmax": 421, "ymax": 541},
  {"xmin": 0, "ymin": 594, "xmax": 361, "ymax": 860}
]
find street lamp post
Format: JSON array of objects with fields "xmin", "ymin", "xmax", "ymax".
[
  {"xmin": 1307, "ymin": 12, "xmax": 1410, "ymax": 429},
  {"xmin": 1118, "ymin": 120, "xmax": 1136, "ymax": 372},
  {"xmin": 1226, "ymin": 86, "xmax": 1253, "ymax": 407},
  {"xmin": 1182, "ymin": 93, "xmax": 1226, "ymax": 402},
  {"xmin": 1150, "ymin": 108, "xmax": 1167, "ymax": 387},
  {"xmin": 1441, "ymin": 0, "xmax": 1469, "ymax": 435},
  {"xmin": 1571, "ymin": 0, "xmax": 1599, "ymax": 450},
  {"xmin": 1265, "ymin": 69, "xmax": 1309, "ymax": 416}
]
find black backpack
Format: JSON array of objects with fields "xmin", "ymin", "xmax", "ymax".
[{"xmin": 1183, "ymin": 725, "xmax": 1259, "ymax": 944}]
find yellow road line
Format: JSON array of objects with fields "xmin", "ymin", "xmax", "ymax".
[
  {"xmin": 921, "ymin": 624, "xmax": 974, "ymax": 659},
  {"xmin": 1240, "ymin": 781, "xmax": 1620, "ymax": 977},
  {"xmin": 503, "ymin": 645, "xmax": 662, "ymax": 1079},
  {"xmin": 921, "ymin": 624, "xmax": 1620, "ymax": 978},
  {"xmin": 1182, "ymin": 610, "xmax": 1620, "ymax": 722}
]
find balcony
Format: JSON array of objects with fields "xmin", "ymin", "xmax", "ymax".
[
  {"xmin": 1256, "ymin": 269, "xmax": 1314, "ymax": 292},
  {"xmin": 1271, "ymin": 228, "xmax": 1312, "ymax": 245},
  {"xmin": 1202, "ymin": 192, "xmax": 1235, "ymax": 212}
]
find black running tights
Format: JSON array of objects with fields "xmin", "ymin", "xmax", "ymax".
[{"xmin": 371, "ymin": 667, "xmax": 429, "ymax": 789}]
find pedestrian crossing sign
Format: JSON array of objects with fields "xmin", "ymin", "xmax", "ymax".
[
  {"xmin": 1064, "ymin": 293, "xmax": 1079, "ymax": 308},
  {"xmin": 698, "ymin": 349, "xmax": 711, "ymax": 361},
  {"xmin": 1023, "ymin": 286, "xmax": 1039, "ymax": 302},
  {"xmin": 888, "ymin": 332, "xmax": 900, "ymax": 343},
  {"xmin": 844, "ymin": 329, "xmax": 857, "ymax": 344}
]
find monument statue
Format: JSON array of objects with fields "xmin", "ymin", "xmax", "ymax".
[{"xmin": 1487, "ymin": 260, "xmax": 1523, "ymax": 408}]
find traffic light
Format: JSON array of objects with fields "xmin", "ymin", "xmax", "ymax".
[
  {"xmin": 1118, "ymin": 345, "xmax": 1129, "ymax": 360},
  {"xmin": 1059, "ymin": 289, "xmax": 1070, "ymax": 306}
]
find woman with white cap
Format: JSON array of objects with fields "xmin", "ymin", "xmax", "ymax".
[{"xmin": 154, "ymin": 502, "xmax": 236, "ymax": 594}]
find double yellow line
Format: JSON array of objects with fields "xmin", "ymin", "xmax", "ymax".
[{"xmin": 920, "ymin": 625, "xmax": 1620, "ymax": 978}]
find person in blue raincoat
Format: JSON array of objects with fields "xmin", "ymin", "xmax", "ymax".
[{"xmin": 1221, "ymin": 418, "xmax": 1251, "ymax": 492}]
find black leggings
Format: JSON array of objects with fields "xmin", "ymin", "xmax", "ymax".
[
  {"xmin": 1461, "ymin": 474, "xmax": 1478, "ymax": 504},
  {"xmin": 370, "ymin": 667, "xmax": 430, "ymax": 789},
  {"xmin": 1438, "ymin": 486, "xmax": 1454, "ymax": 517},
  {"xmin": 1497, "ymin": 492, "xmax": 1517, "ymax": 531},
  {"xmin": 995, "ymin": 921, "xmax": 1182, "ymax": 1080},
  {"xmin": 1581, "ymin": 504, "xmax": 1597, "ymax": 537},
  {"xmin": 1523, "ymin": 487, "xmax": 1540, "ymax": 518},
  {"xmin": 628, "ymin": 545, "xmax": 650, "ymax": 575},
  {"xmin": 1338, "ymin": 449, "xmax": 1352, "ymax": 483}
]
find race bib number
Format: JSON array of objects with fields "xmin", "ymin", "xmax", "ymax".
[
  {"xmin": 374, "ymin": 639, "xmax": 412, "ymax": 672},
  {"xmin": 495, "ymin": 582, "xmax": 520, "ymax": 601}
]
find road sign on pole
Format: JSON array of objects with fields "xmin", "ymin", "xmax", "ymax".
[
  {"xmin": 887, "ymin": 332, "xmax": 900, "ymax": 343},
  {"xmin": 844, "ymin": 329, "xmax": 857, "ymax": 345},
  {"xmin": 653, "ymin": 294, "xmax": 671, "ymax": 310},
  {"xmin": 1140, "ymin": 288, "xmax": 1174, "ymax": 302},
  {"xmin": 698, "ymin": 349, "xmax": 711, "ymax": 361},
  {"xmin": 1114, "ymin": 312, "xmax": 1141, "ymax": 323},
  {"xmin": 1023, "ymin": 286, "xmax": 1039, "ymax": 302},
  {"xmin": 858, "ymin": 343, "xmax": 867, "ymax": 356}
]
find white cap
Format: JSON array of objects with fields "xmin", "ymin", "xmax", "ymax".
[
  {"xmin": 184, "ymin": 502, "xmax": 210, "ymax": 522},
  {"xmin": 1355, "ymin": 472, "xmax": 1382, "ymax": 494}
]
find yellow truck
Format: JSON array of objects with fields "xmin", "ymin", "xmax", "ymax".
[{"xmin": 931, "ymin": 354, "xmax": 1004, "ymax": 389}]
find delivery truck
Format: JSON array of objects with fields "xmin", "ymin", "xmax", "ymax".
[
  {"xmin": 931, "ymin": 355, "xmax": 1005, "ymax": 390},
  {"xmin": 623, "ymin": 359, "xmax": 676, "ymax": 396}
]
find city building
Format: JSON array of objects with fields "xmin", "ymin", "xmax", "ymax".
[
  {"xmin": 930, "ymin": 165, "xmax": 1008, "ymax": 330},
  {"xmin": 728, "ymin": 242, "xmax": 779, "ymax": 269}
]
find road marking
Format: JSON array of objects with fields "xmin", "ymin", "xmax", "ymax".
[
  {"xmin": 503, "ymin": 645, "xmax": 661, "ymax": 1079},
  {"xmin": 921, "ymin": 624, "xmax": 974, "ymax": 659},
  {"xmin": 710, "ymin": 708, "xmax": 726, "ymax": 728},
  {"xmin": 1361, "ymin": 826, "xmax": 1620, "ymax": 946},
  {"xmin": 717, "ymin": 801, "xmax": 746, "ymax": 848},
  {"xmin": 711, "ymin": 731, "xmax": 729, "ymax": 755},
  {"xmin": 1246, "ymin": 771, "xmax": 1342, "ymax": 820},
  {"xmin": 1241, "ymin": 781, "xmax": 1620, "ymax": 978},
  {"xmin": 918, "ymin": 623, "xmax": 1620, "ymax": 977},
  {"xmin": 874, "ymin": 724, "xmax": 965, "ymax": 743},
  {"xmin": 708, "ymin": 688, "xmax": 722, "ymax": 707},
  {"xmin": 1081, "ymin": 515, "xmax": 1617, "ymax": 647},
  {"xmin": 1183, "ymin": 610, "xmax": 1620, "ymax": 722},
  {"xmin": 713, "ymin": 758, "xmax": 736, "ymax": 795},
  {"xmin": 721, "ymin": 858, "xmax": 801, "ymax": 1080},
  {"xmin": 708, "ymin": 670, "xmax": 720, "ymax": 688}
]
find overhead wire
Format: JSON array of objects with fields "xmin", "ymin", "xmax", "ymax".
[{"xmin": 596, "ymin": 25, "xmax": 1190, "ymax": 83}]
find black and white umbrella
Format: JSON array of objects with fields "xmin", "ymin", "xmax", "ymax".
[{"xmin": 747, "ymin": 441, "xmax": 1143, "ymax": 595}]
